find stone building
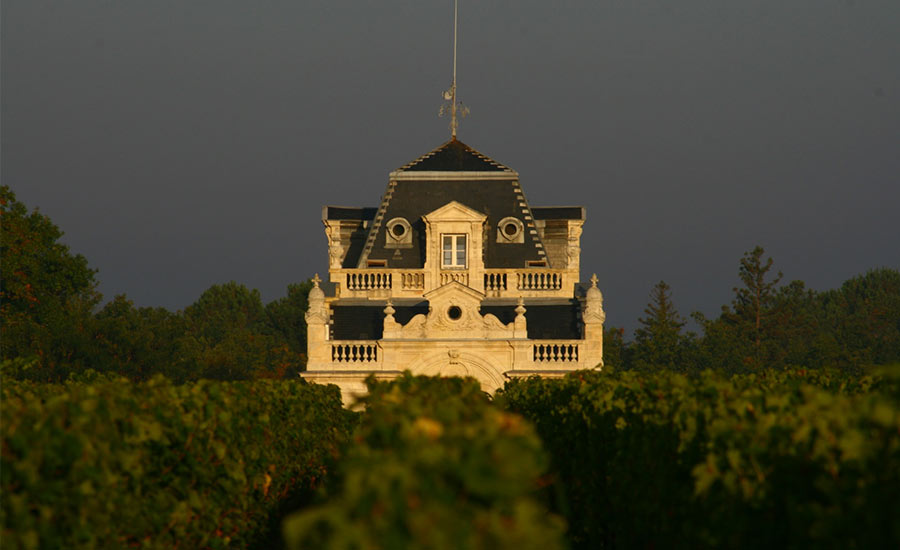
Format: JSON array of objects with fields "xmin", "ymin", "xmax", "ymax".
[{"xmin": 302, "ymin": 138, "xmax": 604, "ymax": 401}]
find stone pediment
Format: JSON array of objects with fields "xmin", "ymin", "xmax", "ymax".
[
  {"xmin": 383, "ymin": 281, "xmax": 524, "ymax": 339},
  {"xmin": 423, "ymin": 280, "xmax": 484, "ymax": 304},
  {"xmin": 422, "ymin": 201, "xmax": 487, "ymax": 223}
]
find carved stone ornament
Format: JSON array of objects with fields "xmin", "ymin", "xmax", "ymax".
[
  {"xmin": 305, "ymin": 274, "xmax": 329, "ymax": 324},
  {"xmin": 583, "ymin": 273, "xmax": 605, "ymax": 323},
  {"xmin": 384, "ymin": 281, "xmax": 518, "ymax": 339}
]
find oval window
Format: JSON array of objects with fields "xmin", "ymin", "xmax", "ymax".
[
  {"xmin": 447, "ymin": 306, "xmax": 462, "ymax": 320},
  {"xmin": 392, "ymin": 224, "xmax": 406, "ymax": 237},
  {"xmin": 504, "ymin": 222, "xmax": 518, "ymax": 236}
]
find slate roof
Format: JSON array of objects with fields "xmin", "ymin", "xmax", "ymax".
[
  {"xmin": 330, "ymin": 304, "xmax": 428, "ymax": 340},
  {"xmin": 323, "ymin": 207, "xmax": 377, "ymax": 221},
  {"xmin": 397, "ymin": 139, "xmax": 513, "ymax": 172},
  {"xmin": 328, "ymin": 302, "xmax": 582, "ymax": 340},
  {"xmin": 531, "ymin": 207, "xmax": 585, "ymax": 220},
  {"xmin": 357, "ymin": 140, "xmax": 548, "ymax": 268}
]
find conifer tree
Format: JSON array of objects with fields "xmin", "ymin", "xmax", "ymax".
[
  {"xmin": 632, "ymin": 281, "xmax": 687, "ymax": 371},
  {"xmin": 698, "ymin": 246, "xmax": 786, "ymax": 372}
]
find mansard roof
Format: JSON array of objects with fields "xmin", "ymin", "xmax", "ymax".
[
  {"xmin": 329, "ymin": 301, "xmax": 582, "ymax": 340},
  {"xmin": 397, "ymin": 139, "xmax": 513, "ymax": 172},
  {"xmin": 355, "ymin": 140, "xmax": 548, "ymax": 268}
]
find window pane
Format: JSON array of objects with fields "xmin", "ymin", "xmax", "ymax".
[
  {"xmin": 443, "ymin": 236, "xmax": 452, "ymax": 251},
  {"xmin": 444, "ymin": 251, "xmax": 452, "ymax": 265},
  {"xmin": 456, "ymin": 235, "xmax": 466, "ymax": 266}
]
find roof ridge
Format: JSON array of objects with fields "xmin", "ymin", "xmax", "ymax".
[
  {"xmin": 396, "ymin": 139, "xmax": 455, "ymax": 171},
  {"xmin": 397, "ymin": 139, "xmax": 512, "ymax": 172}
]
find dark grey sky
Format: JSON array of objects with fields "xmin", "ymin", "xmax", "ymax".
[{"xmin": 3, "ymin": 0, "xmax": 899, "ymax": 334}]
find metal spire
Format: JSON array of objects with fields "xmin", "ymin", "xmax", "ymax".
[{"xmin": 440, "ymin": 0, "xmax": 468, "ymax": 139}]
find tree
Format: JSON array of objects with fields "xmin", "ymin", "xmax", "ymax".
[
  {"xmin": 265, "ymin": 280, "xmax": 314, "ymax": 354},
  {"xmin": 0, "ymin": 186, "xmax": 101, "ymax": 379},
  {"xmin": 91, "ymin": 295, "xmax": 199, "ymax": 381},
  {"xmin": 732, "ymin": 246, "xmax": 783, "ymax": 368},
  {"xmin": 696, "ymin": 246, "xmax": 789, "ymax": 373},
  {"xmin": 184, "ymin": 282, "xmax": 303, "ymax": 379},
  {"xmin": 632, "ymin": 281, "xmax": 689, "ymax": 372},
  {"xmin": 601, "ymin": 326, "xmax": 628, "ymax": 370},
  {"xmin": 819, "ymin": 268, "xmax": 900, "ymax": 367}
]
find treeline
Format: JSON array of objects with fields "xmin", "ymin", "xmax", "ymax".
[
  {"xmin": 2, "ymin": 184, "xmax": 898, "ymax": 381},
  {"xmin": 1, "ymin": 186, "xmax": 313, "ymax": 382},
  {"xmin": 604, "ymin": 249, "xmax": 900, "ymax": 375}
]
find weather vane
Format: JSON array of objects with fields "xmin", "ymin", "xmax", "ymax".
[{"xmin": 439, "ymin": 0, "xmax": 469, "ymax": 139}]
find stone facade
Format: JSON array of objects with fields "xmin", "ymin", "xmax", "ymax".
[{"xmin": 303, "ymin": 139, "xmax": 604, "ymax": 403}]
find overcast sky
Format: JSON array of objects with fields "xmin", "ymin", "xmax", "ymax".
[{"xmin": 3, "ymin": 0, "xmax": 899, "ymax": 334}]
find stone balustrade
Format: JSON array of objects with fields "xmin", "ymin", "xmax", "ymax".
[
  {"xmin": 346, "ymin": 271, "xmax": 392, "ymax": 291},
  {"xmin": 400, "ymin": 271, "xmax": 425, "ymax": 290},
  {"xmin": 334, "ymin": 268, "xmax": 573, "ymax": 298},
  {"xmin": 331, "ymin": 342, "xmax": 380, "ymax": 363},
  {"xmin": 440, "ymin": 271, "xmax": 469, "ymax": 286},
  {"xmin": 517, "ymin": 271, "xmax": 564, "ymax": 291},
  {"xmin": 533, "ymin": 341, "xmax": 580, "ymax": 363},
  {"xmin": 484, "ymin": 271, "xmax": 508, "ymax": 291}
]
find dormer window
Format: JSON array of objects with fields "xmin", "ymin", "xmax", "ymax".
[
  {"xmin": 496, "ymin": 217, "xmax": 524, "ymax": 243},
  {"xmin": 442, "ymin": 234, "xmax": 467, "ymax": 268},
  {"xmin": 386, "ymin": 217, "xmax": 413, "ymax": 248}
]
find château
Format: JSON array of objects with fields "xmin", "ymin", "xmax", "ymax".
[{"xmin": 302, "ymin": 138, "xmax": 605, "ymax": 402}]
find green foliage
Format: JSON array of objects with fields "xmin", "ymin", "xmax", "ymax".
[
  {"xmin": 91, "ymin": 295, "xmax": 199, "ymax": 382},
  {"xmin": 693, "ymin": 247, "xmax": 900, "ymax": 374},
  {"xmin": 0, "ymin": 186, "xmax": 101, "ymax": 380},
  {"xmin": 180, "ymin": 281, "xmax": 309, "ymax": 380},
  {"xmin": 1, "ymin": 377, "xmax": 354, "ymax": 549},
  {"xmin": 819, "ymin": 268, "xmax": 900, "ymax": 366},
  {"xmin": 631, "ymin": 281, "xmax": 695, "ymax": 373},
  {"xmin": 501, "ymin": 369, "xmax": 900, "ymax": 549},
  {"xmin": 601, "ymin": 326, "xmax": 627, "ymax": 369},
  {"xmin": 265, "ymin": 280, "xmax": 314, "ymax": 355},
  {"xmin": 282, "ymin": 373, "xmax": 566, "ymax": 550}
]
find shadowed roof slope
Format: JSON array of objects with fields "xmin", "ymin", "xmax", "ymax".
[{"xmin": 397, "ymin": 139, "xmax": 512, "ymax": 172}]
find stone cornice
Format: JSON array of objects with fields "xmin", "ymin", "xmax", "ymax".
[{"xmin": 389, "ymin": 171, "xmax": 518, "ymax": 181}]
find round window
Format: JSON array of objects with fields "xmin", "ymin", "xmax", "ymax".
[
  {"xmin": 504, "ymin": 222, "xmax": 518, "ymax": 236},
  {"xmin": 391, "ymin": 223, "xmax": 406, "ymax": 237},
  {"xmin": 447, "ymin": 306, "xmax": 462, "ymax": 320}
]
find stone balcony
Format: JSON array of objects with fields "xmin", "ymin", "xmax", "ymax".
[
  {"xmin": 331, "ymin": 267, "xmax": 578, "ymax": 300},
  {"xmin": 314, "ymin": 338, "xmax": 592, "ymax": 372}
]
